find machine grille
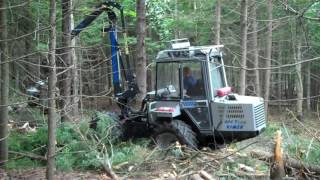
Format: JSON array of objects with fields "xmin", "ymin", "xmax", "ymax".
[
  {"xmin": 254, "ymin": 103, "xmax": 265, "ymax": 128},
  {"xmin": 226, "ymin": 105, "xmax": 245, "ymax": 120}
]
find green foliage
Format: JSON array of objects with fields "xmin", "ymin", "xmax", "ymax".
[
  {"xmin": 146, "ymin": 0, "xmax": 174, "ymax": 40},
  {"xmin": 263, "ymin": 122, "xmax": 320, "ymax": 165},
  {"xmin": 9, "ymin": 126, "xmax": 48, "ymax": 155},
  {"xmin": 304, "ymin": 2, "xmax": 320, "ymax": 18},
  {"xmin": 283, "ymin": 130, "xmax": 320, "ymax": 165},
  {"xmin": 35, "ymin": 42, "xmax": 49, "ymax": 52},
  {"xmin": 60, "ymin": 116, "xmax": 150, "ymax": 170},
  {"xmin": 8, "ymin": 90, "xmax": 28, "ymax": 104},
  {"xmin": 56, "ymin": 147, "xmax": 78, "ymax": 171},
  {"xmin": 7, "ymin": 126, "xmax": 48, "ymax": 169},
  {"xmin": 9, "ymin": 108, "xmax": 47, "ymax": 126},
  {"xmin": 6, "ymin": 157, "xmax": 43, "ymax": 169},
  {"xmin": 94, "ymin": 112, "xmax": 121, "ymax": 143},
  {"xmin": 263, "ymin": 122, "xmax": 280, "ymax": 137},
  {"xmin": 9, "ymin": 112, "xmax": 150, "ymax": 171},
  {"xmin": 223, "ymin": 156, "xmax": 269, "ymax": 175},
  {"xmin": 145, "ymin": 37, "xmax": 165, "ymax": 58},
  {"xmin": 56, "ymin": 122, "xmax": 80, "ymax": 145},
  {"xmin": 55, "ymin": 143, "xmax": 100, "ymax": 171},
  {"xmin": 112, "ymin": 139, "xmax": 150, "ymax": 166},
  {"xmin": 122, "ymin": 0, "xmax": 137, "ymax": 17}
]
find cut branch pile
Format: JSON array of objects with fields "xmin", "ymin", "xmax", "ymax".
[
  {"xmin": 251, "ymin": 130, "xmax": 320, "ymax": 176},
  {"xmin": 251, "ymin": 150, "xmax": 320, "ymax": 174}
]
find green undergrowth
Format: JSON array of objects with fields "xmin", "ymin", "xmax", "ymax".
[
  {"xmin": 263, "ymin": 122, "xmax": 320, "ymax": 165},
  {"xmin": 213, "ymin": 121, "xmax": 320, "ymax": 178},
  {"xmin": 216, "ymin": 157, "xmax": 269, "ymax": 178},
  {"xmin": 9, "ymin": 107, "xmax": 47, "ymax": 125},
  {"xmin": 7, "ymin": 112, "xmax": 151, "ymax": 171}
]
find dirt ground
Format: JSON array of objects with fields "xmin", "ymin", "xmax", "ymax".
[
  {"xmin": 1, "ymin": 134, "xmax": 272, "ymax": 179},
  {"xmin": 2, "ymin": 108, "xmax": 320, "ymax": 180},
  {"xmin": 1, "ymin": 168, "xmax": 112, "ymax": 180}
]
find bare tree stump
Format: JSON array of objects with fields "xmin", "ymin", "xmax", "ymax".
[{"xmin": 270, "ymin": 130, "xmax": 286, "ymax": 179}]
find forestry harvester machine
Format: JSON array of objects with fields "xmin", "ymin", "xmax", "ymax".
[{"xmin": 72, "ymin": 1, "xmax": 266, "ymax": 149}]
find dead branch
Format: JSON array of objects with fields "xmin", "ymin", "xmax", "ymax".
[
  {"xmin": 199, "ymin": 170, "xmax": 214, "ymax": 180},
  {"xmin": 102, "ymin": 165, "xmax": 118, "ymax": 180},
  {"xmin": 277, "ymin": 0, "xmax": 320, "ymax": 21},
  {"xmin": 190, "ymin": 173, "xmax": 204, "ymax": 180},
  {"xmin": 251, "ymin": 150, "xmax": 320, "ymax": 174},
  {"xmin": 287, "ymin": 109, "xmax": 320, "ymax": 143},
  {"xmin": 213, "ymin": 141, "xmax": 257, "ymax": 161},
  {"xmin": 9, "ymin": 151, "xmax": 46, "ymax": 161}
]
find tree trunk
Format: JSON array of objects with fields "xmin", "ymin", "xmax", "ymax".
[
  {"xmin": 264, "ymin": 0, "xmax": 273, "ymax": 114},
  {"xmin": 215, "ymin": 0, "xmax": 221, "ymax": 45},
  {"xmin": 296, "ymin": 25, "xmax": 303, "ymax": 121},
  {"xmin": 61, "ymin": 0, "xmax": 73, "ymax": 122},
  {"xmin": 0, "ymin": 0, "xmax": 9, "ymax": 167},
  {"xmin": 251, "ymin": 0, "xmax": 261, "ymax": 97},
  {"xmin": 239, "ymin": 0, "xmax": 248, "ymax": 95},
  {"xmin": 46, "ymin": 0, "xmax": 57, "ymax": 178},
  {"xmin": 306, "ymin": 61, "xmax": 311, "ymax": 111},
  {"xmin": 277, "ymin": 49, "xmax": 282, "ymax": 110},
  {"xmin": 37, "ymin": 0, "xmax": 41, "ymax": 81},
  {"xmin": 79, "ymin": 50, "xmax": 84, "ymax": 116},
  {"xmin": 70, "ymin": 0, "xmax": 79, "ymax": 116},
  {"xmin": 71, "ymin": 40, "xmax": 79, "ymax": 116},
  {"xmin": 136, "ymin": 0, "xmax": 147, "ymax": 102},
  {"xmin": 15, "ymin": 64, "xmax": 20, "ymax": 89}
]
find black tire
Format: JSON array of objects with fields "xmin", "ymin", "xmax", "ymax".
[
  {"xmin": 89, "ymin": 112, "xmax": 124, "ymax": 142},
  {"xmin": 152, "ymin": 120, "xmax": 198, "ymax": 150}
]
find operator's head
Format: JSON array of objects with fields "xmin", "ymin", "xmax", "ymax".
[{"xmin": 183, "ymin": 66, "xmax": 192, "ymax": 76}]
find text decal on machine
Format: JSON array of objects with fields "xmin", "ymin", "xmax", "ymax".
[{"xmin": 224, "ymin": 120, "xmax": 246, "ymax": 129}]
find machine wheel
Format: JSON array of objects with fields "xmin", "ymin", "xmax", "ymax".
[
  {"xmin": 152, "ymin": 120, "xmax": 198, "ymax": 150},
  {"xmin": 89, "ymin": 112, "xmax": 124, "ymax": 141}
]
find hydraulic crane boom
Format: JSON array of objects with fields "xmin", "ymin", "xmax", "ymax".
[
  {"xmin": 72, "ymin": 0, "xmax": 139, "ymax": 117},
  {"xmin": 71, "ymin": 1, "xmax": 123, "ymax": 37}
]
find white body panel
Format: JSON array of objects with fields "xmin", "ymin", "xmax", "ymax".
[
  {"xmin": 211, "ymin": 94, "xmax": 266, "ymax": 132},
  {"xmin": 150, "ymin": 101, "xmax": 181, "ymax": 119}
]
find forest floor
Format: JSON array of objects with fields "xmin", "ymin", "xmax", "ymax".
[{"xmin": 1, "ymin": 107, "xmax": 320, "ymax": 180}]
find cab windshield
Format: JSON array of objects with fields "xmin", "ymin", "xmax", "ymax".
[
  {"xmin": 156, "ymin": 62, "xmax": 180, "ymax": 99},
  {"xmin": 156, "ymin": 61, "xmax": 207, "ymax": 100}
]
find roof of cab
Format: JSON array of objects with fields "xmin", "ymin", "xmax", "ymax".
[{"xmin": 155, "ymin": 45, "xmax": 224, "ymax": 62}]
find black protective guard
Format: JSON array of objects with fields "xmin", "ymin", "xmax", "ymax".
[{"xmin": 121, "ymin": 119, "xmax": 151, "ymax": 140}]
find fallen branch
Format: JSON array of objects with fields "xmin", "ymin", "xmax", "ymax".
[
  {"xmin": 102, "ymin": 167, "xmax": 118, "ymax": 180},
  {"xmin": 199, "ymin": 170, "xmax": 214, "ymax": 180},
  {"xmin": 214, "ymin": 141, "xmax": 257, "ymax": 161},
  {"xmin": 251, "ymin": 150, "xmax": 320, "ymax": 174},
  {"xmin": 287, "ymin": 109, "xmax": 320, "ymax": 143},
  {"xmin": 9, "ymin": 151, "xmax": 46, "ymax": 161}
]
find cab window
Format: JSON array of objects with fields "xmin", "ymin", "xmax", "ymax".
[
  {"xmin": 182, "ymin": 62, "xmax": 205, "ymax": 99},
  {"xmin": 156, "ymin": 62, "xmax": 180, "ymax": 99},
  {"xmin": 210, "ymin": 57, "xmax": 226, "ymax": 96}
]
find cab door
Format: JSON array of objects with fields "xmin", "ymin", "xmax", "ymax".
[
  {"xmin": 208, "ymin": 56, "xmax": 228, "ymax": 131},
  {"xmin": 181, "ymin": 61, "xmax": 212, "ymax": 133}
]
